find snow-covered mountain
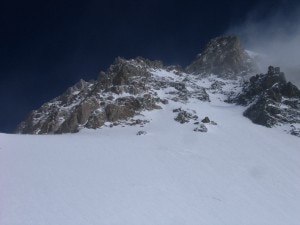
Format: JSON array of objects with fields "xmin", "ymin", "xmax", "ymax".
[
  {"xmin": 16, "ymin": 36, "xmax": 300, "ymax": 136},
  {"xmin": 1, "ymin": 36, "xmax": 300, "ymax": 225}
]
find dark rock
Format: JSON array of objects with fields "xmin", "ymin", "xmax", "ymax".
[
  {"xmin": 192, "ymin": 115, "xmax": 199, "ymax": 120},
  {"xmin": 136, "ymin": 130, "xmax": 147, "ymax": 136},
  {"xmin": 268, "ymin": 66, "xmax": 275, "ymax": 74},
  {"xmin": 174, "ymin": 108, "xmax": 199, "ymax": 124},
  {"xmin": 290, "ymin": 125, "xmax": 300, "ymax": 137},
  {"xmin": 234, "ymin": 66, "xmax": 300, "ymax": 127},
  {"xmin": 186, "ymin": 36, "xmax": 256, "ymax": 78},
  {"xmin": 193, "ymin": 124, "xmax": 208, "ymax": 132},
  {"xmin": 138, "ymin": 94, "xmax": 162, "ymax": 110},
  {"xmin": 282, "ymin": 82, "xmax": 300, "ymax": 98},
  {"xmin": 107, "ymin": 96, "xmax": 114, "ymax": 101},
  {"xmin": 194, "ymin": 88, "xmax": 210, "ymax": 102},
  {"xmin": 173, "ymin": 108, "xmax": 182, "ymax": 113},
  {"xmin": 210, "ymin": 121, "xmax": 217, "ymax": 125},
  {"xmin": 171, "ymin": 82, "xmax": 186, "ymax": 92},
  {"xmin": 85, "ymin": 113, "xmax": 106, "ymax": 129},
  {"xmin": 126, "ymin": 119, "xmax": 149, "ymax": 126},
  {"xmin": 160, "ymin": 99, "xmax": 169, "ymax": 105},
  {"xmin": 105, "ymin": 97, "xmax": 141, "ymax": 122},
  {"xmin": 201, "ymin": 117, "xmax": 210, "ymax": 123},
  {"xmin": 234, "ymin": 66, "xmax": 288, "ymax": 105},
  {"xmin": 105, "ymin": 104, "xmax": 123, "ymax": 122},
  {"xmin": 243, "ymin": 98, "xmax": 278, "ymax": 127},
  {"xmin": 102, "ymin": 57, "xmax": 152, "ymax": 87},
  {"xmin": 210, "ymin": 81, "xmax": 226, "ymax": 90},
  {"xmin": 135, "ymin": 119, "xmax": 142, "ymax": 124},
  {"xmin": 282, "ymin": 99, "xmax": 299, "ymax": 109},
  {"xmin": 266, "ymin": 85, "xmax": 282, "ymax": 102},
  {"xmin": 174, "ymin": 110, "xmax": 194, "ymax": 124},
  {"xmin": 57, "ymin": 118, "xmax": 78, "ymax": 133}
]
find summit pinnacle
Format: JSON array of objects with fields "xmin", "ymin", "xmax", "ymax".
[{"xmin": 186, "ymin": 36, "xmax": 256, "ymax": 78}]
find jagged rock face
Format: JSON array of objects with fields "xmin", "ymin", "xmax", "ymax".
[
  {"xmin": 234, "ymin": 66, "xmax": 300, "ymax": 127},
  {"xmin": 16, "ymin": 56, "xmax": 210, "ymax": 134},
  {"xmin": 18, "ymin": 35, "xmax": 256, "ymax": 135},
  {"xmin": 16, "ymin": 35, "xmax": 300, "ymax": 136},
  {"xmin": 186, "ymin": 36, "xmax": 256, "ymax": 78},
  {"xmin": 16, "ymin": 57, "xmax": 165, "ymax": 134}
]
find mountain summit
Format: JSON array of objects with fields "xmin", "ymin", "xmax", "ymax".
[
  {"xmin": 16, "ymin": 36, "xmax": 300, "ymax": 136},
  {"xmin": 186, "ymin": 36, "xmax": 256, "ymax": 77}
]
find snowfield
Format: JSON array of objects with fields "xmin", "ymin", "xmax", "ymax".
[
  {"xmin": 1, "ymin": 93, "xmax": 300, "ymax": 225},
  {"xmin": 2, "ymin": 67, "xmax": 300, "ymax": 225}
]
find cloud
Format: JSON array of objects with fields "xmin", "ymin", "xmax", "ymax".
[{"xmin": 227, "ymin": 1, "xmax": 300, "ymax": 86}]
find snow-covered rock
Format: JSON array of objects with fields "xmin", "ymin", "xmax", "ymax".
[{"xmin": 232, "ymin": 66, "xmax": 300, "ymax": 133}]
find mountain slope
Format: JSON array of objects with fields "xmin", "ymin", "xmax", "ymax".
[
  {"xmin": 16, "ymin": 36, "xmax": 259, "ymax": 135},
  {"xmin": 3, "ymin": 35, "xmax": 300, "ymax": 224},
  {"xmin": 1, "ymin": 90, "xmax": 300, "ymax": 225}
]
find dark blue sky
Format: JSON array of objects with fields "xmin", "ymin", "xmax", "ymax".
[{"xmin": 0, "ymin": 0, "xmax": 291, "ymax": 132}]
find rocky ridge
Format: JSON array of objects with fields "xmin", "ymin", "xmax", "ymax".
[
  {"xmin": 16, "ymin": 36, "xmax": 300, "ymax": 137},
  {"xmin": 16, "ymin": 56, "xmax": 211, "ymax": 134},
  {"xmin": 230, "ymin": 66, "xmax": 300, "ymax": 136}
]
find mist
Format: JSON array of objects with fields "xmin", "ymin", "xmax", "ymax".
[{"xmin": 227, "ymin": 1, "xmax": 300, "ymax": 86}]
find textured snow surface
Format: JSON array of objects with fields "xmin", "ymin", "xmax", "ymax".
[{"xmin": 1, "ymin": 85, "xmax": 300, "ymax": 225}]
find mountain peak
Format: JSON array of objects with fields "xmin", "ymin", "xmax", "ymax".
[
  {"xmin": 186, "ymin": 35, "xmax": 256, "ymax": 78},
  {"xmin": 15, "ymin": 36, "xmax": 300, "ymax": 136}
]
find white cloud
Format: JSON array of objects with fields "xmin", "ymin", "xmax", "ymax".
[{"xmin": 227, "ymin": 2, "xmax": 300, "ymax": 86}]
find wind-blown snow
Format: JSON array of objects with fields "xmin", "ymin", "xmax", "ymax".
[
  {"xmin": 245, "ymin": 49, "xmax": 261, "ymax": 58},
  {"xmin": 1, "ymin": 70, "xmax": 300, "ymax": 225}
]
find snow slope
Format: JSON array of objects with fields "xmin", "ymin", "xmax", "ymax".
[{"xmin": 1, "ymin": 85, "xmax": 300, "ymax": 225}]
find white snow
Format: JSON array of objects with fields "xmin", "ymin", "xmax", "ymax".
[
  {"xmin": 1, "ymin": 70, "xmax": 300, "ymax": 225},
  {"xmin": 151, "ymin": 69, "xmax": 180, "ymax": 81}
]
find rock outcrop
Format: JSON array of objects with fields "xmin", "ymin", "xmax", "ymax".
[
  {"xmin": 186, "ymin": 36, "xmax": 256, "ymax": 78},
  {"xmin": 173, "ymin": 108, "xmax": 198, "ymax": 124},
  {"xmin": 234, "ymin": 66, "xmax": 300, "ymax": 127}
]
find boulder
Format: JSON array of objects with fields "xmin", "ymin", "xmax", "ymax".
[{"xmin": 201, "ymin": 117, "xmax": 210, "ymax": 123}]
